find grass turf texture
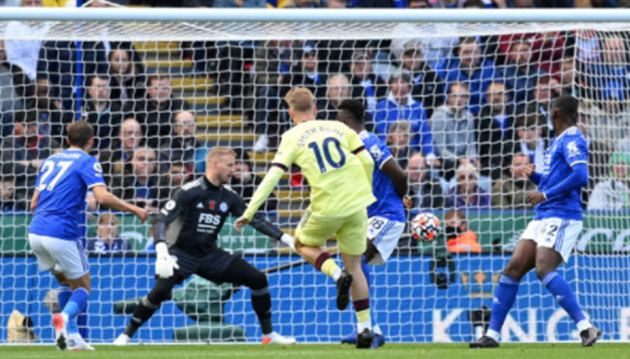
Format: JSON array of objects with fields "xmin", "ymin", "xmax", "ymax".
[{"xmin": 1, "ymin": 344, "xmax": 630, "ymax": 359}]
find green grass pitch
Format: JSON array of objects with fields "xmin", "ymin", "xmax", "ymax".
[{"xmin": 1, "ymin": 344, "xmax": 630, "ymax": 359}]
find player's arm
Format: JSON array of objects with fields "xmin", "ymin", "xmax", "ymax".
[
  {"xmin": 230, "ymin": 192, "xmax": 295, "ymax": 250},
  {"xmin": 83, "ymin": 158, "xmax": 148, "ymax": 222},
  {"xmin": 346, "ymin": 127, "xmax": 374, "ymax": 185},
  {"xmin": 381, "ymin": 158, "xmax": 408, "ymax": 199},
  {"xmin": 374, "ymin": 139, "xmax": 408, "ymax": 199},
  {"xmin": 153, "ymin": 188, "xmax": 190, "ymax": 246},
  {"xmin": 30, "ymin": 189, "xmax": 39, "ymax": 214},
  {"xmin": 237, "ymin": 135, "xmax": 296, "ymax": 229},
  {"xmin": 152, "ymin": 189, "xmax": 192, "ymax": 278},
  {"xmin": 92, "ymin": 186, "xmax": 148, "ymax": 223}
]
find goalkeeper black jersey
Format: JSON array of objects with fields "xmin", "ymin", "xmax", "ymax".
[{"xmin": 154, "ymin": 175, "xmax": 283, "ymax": 254}]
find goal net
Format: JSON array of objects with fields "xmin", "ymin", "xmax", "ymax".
[{"xmin": 1, "ymin": 8, "xmax": 630, "ymax": 344}]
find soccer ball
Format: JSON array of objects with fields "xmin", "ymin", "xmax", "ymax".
[{"xmin": 411, "ymin": 212, "xmax": 442, "ymax": 242}]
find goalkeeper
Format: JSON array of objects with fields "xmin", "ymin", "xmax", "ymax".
[
  {"xmin": 235, "ymin": 87, "xmax": 378, "ymax": 349},
  {"xmin": 114, "ymin": 147, "xmax": 296, "ymax": 346}
]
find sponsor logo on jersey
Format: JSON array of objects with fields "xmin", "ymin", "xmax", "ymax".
[{"xmin": 196, "ymin": 202, "xmax": 203, "ymax": 209}]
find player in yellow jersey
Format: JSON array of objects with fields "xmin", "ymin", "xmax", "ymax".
[{"xmin": 235, "ymin": 87, "xmax": 377, "ymax": 349}]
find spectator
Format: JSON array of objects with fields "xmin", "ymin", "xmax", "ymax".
[
  {"xmin": 157, "ymin": 161, "xmax": 189, "ymax": 209},
  {"xmin": 213, "ymin": 0, "xmax": 266, "ymax": 7},
  {"xmin": 229, "ymin": 148, "xmax": 279, "ymax": 211},
  {"xmin": 279, "ymin": 42, "xmax": 327, "ymax": 107},
  {"xmin": 111, "ymin": 147, "xmax": 161, "ymax": 214},
  {"xmin": 386, "ymin": 121, "xmax": 411, "ymax": 170},
  {"xmin": 448, "ymin": 162, "xmax": 491, "ymax": 209},
  {"xmin": 532, "ymin": 75, "xmax": 561, "ymax": 134},
  {"xmin": 515, "ymin": 111, "xmax": 547, "ymax": 172},
  {"xmin": 99, "ymin": 118, "xmax": 144, "ymax": 183},
  {"xmin": 497, "ymin": 32, "xmax": 566, "ymax": 74},
  {"xmin": 443, "ymin": 209, "xmax": 481, "ymax": 254},
  {"xmin": 325, "ymin": 0, "xmax": 347, "ymax": 6},
  {"xmin": 477, "ymin": 81, "xmax": 515, "ymax": 179},
  {"xmin": 0, "ymin": 175, "xmax": 26, "ymax": 211},
  {"xmin": 407, "ymin": 152, "xmax": 445, "ymax": 209},
  {"xmin": 282, "ymin": 0, "xmax": 320, "ymax": 7},
  {"xmin": 408, "ymin": 0, "xmax": 430, "ymax": 6},
  {"xmin": 130, "ymin": 71, "xmax": 191, "ymax": 148},
  {"xmin": 24, "ymin": 78, "xmax": 73, "ymax": 144},
  {"xmin": 318, "ymin": 74, "xmax": 351, "ymax": 120},
  {"xmin": 81, "ymin": 75, "xmax": 124, "ymax": 150},
  {"xmin": 252, "ymin": 40, "xmax": 292, "ymax": 152},
  {"xmin": 0, "ymin": 40, "xmax": 23, "ymax": 139},
  {"xmin": 584, "ymin": 35, "xmax": 630, "ymax": 101},
  {"xmin": 556, "ymin": 55, "xmax": 578, "ymax": 97},
  {"xmin": 491, "ymin": 153, "xmax": 537, "ymax": 209},
  {"xmin": 374, "ymin": 70, "xmax": 435, "ymax": 163},
  {"xmin": 87, "ymin": 213, "xmax": 131, "ymax": 254},
  {"xmin": 108, "ymin": 49, "xmax": 146, "ymax": 104},
  {"xmin": 576, "ymin": 102, "xmax": 612, "ymax": 194},
  {"xmin": 502, "ymin": 40, "xmax": 546, "ymax": 108},
  {"xmin": 430, "ymin": 82, "xmax": 477, "ymax": 180},
  {"xmin": 588, "ymin": 153, "xmax": 630, "ymax": 210},
  {"xmin": 436, "ymin": 37, "xmax": 499, "ymax": 115},
  {"xmin": 158, "ymin": 110, "xmax": 200, "ymax": 175},
  {"xmin": 511, "ymin": 0, "xmax": 534, "ymax": 7},
  {"xmin": 4, "ymin": 0, "xmax": 49, "ymax": 90},
  {"xmin": 349, "ymin": 51, "xmax": 387, "ymax": 115},
  {"xmin": 399, "ymin": 41, "xmax": 444, "ymax": 117},
  {"xmin": 392, "ymin": 36, "xmax": 460, "ymax": 71},
  {"xmin": 588, "ymin": 81, "xmax": 630, "ymax": 144},
  {"xmin": 1, "ymin": 110, "xmax": 59, "ymax": 197}
]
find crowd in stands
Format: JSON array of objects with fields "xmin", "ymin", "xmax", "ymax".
[{"xmin": 1, "ymin": 0, "xmax": 630, "ymax": 254}]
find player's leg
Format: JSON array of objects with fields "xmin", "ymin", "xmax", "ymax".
[
  {"xmin": 116, "ymin": 275, "xmax": 179, "ymax": 344},
  {"xmin": 115, "ymin": 249, "xmax": 197, "ymax": 345},
  {"xmin": 294, "ymin": 210, "xmax": 350, "ymax": 310},
  {"xmin": 336, "ymin": 209, "xmax": 374, "ymax": 349},
  {"xmin": 471, "ymin": 223, "xmax": 539, "ymax": 348},
  {"xmin": 214, "ymin": 255, "xmax": 295, "ymax": 345},
  {"xmin": 37, "ymin": 236, "xmax": 91, "ymax": 351},
  {"xmin": 534, "ymin": 220, "xmax": 600, "ymax": 347}
]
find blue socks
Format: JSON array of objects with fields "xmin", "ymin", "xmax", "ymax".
[
  {"xmin": 542, "ymin": 271, "xmax": 587, "ymax": 324},
  {"xmin": 488, "ymin": 275, "xmax": 520, "ymax": 337},
  {"xmin": 62, "ymin": 288, "xmax": 89, "ymax": 335},
  {"xmin": 57, "ymin": 285, "xmax": 79, "ymax": 334}
]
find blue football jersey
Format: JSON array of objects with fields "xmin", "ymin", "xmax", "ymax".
[
  {"xmin": 360, "ymin": 131, "xmax": 405, "ymax": 223},
  {"xmin": 535, "ymin": 127, "xmax": 588, "ymax": 221},
  {"xmin": 29, "ymin": 149, "xmax": 106, "ymax": 240}
]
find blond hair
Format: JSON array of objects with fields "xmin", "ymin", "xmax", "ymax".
[
  {"xmin": 456, "ymin": 162, "xmax": 479, "ymax": 179},
  {"xmin": 206, "ymin": 146, "xmax": 236, "ymax": 162},
  {"xmin": 388, "ymin": 120, "xmax": 411, "ymax": 134},
  {"xmin": 285, "ymin": 87, "xmax": 315, "ymax": 113},
  {"xmin": 98, "ymin": 212, "xmax": 120, "ymax": 226}
]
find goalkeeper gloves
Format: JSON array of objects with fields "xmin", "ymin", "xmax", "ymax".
[
  {"xmin": 280, "ymin": 233, "xmax": 296, "ymax": 252},
  {"xmin": 155, "ymin": 242, "xmax": 179, "ymax": 279}
]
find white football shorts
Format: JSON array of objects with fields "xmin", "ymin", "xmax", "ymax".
[
  {"xmin": 519, "ymin": 218, "xmax": 583, "ymax": 263},
  {"xmin": 29, "ymin": 234, "xmax": 90, "ymax": 280},
  {"xmin": 366, "ymin": 216, "xmax": 405, "ymax": 265}
]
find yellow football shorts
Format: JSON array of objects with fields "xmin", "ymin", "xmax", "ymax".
[{"xmin": 295, "ymin": 207, "xmax": 368, "ymax": 255}]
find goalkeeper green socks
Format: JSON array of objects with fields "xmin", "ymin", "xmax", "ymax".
[{"xmin": 316, "ymin": 253, "xmax": 342, "ymax": 281}]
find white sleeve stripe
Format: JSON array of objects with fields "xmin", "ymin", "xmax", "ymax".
[
  {"xmin": 87, "ymin": 183, "xmax": 106, "ymax": 189},
  {"xmin": 570, "ymin": 161, "xmax": 587, "ymax": 167},
  {"xmin": 379, "ymin": 155, "xmax": 393, "ymax": 170}
]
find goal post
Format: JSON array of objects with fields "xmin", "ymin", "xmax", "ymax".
[{"xmin": 1, "ymin": 8, "xmax": 630, "ymax": 345}]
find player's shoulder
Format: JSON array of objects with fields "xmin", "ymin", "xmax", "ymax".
[
  {"xmin": 560, "ymin": 127, "xmax": 587, "ymax": 145},
  {"xmin": 181, "ymin": 177, "xmax": 204, "ymax": 193}
]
